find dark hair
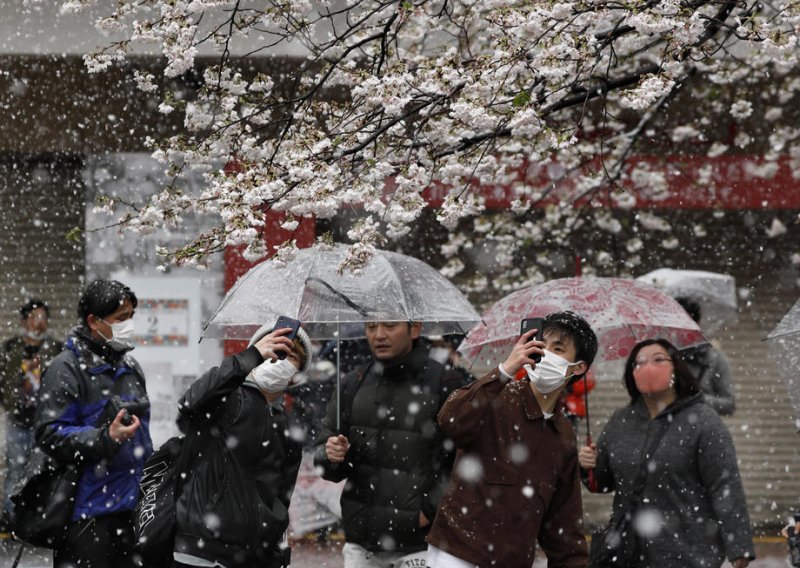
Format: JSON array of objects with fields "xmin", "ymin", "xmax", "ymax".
[
  {"xmin": 622, "ymin": 338, "xmax": 698, "ymax": 403},
  {"xmin": 676, "ymin": 296, "xmax": 701, "ymax": 323},
  {"xmin": 77, "ymin": 279, "xmax": 138, "ymax": 326},
  {"xmin": 542, "ymin": 311, "xmax": 598, "ymax": 380},
  {"xmin": 20, "ymin": 299, "xmax": 49, "ymax": 319}
]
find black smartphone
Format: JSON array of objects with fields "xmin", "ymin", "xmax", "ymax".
[
  {"xmin": 274, "ymin": 315, "xmax": 302, "ymax": 359},
  {"xmin": 520, "ymin": 317, "xmax": 545, "ymax": 363}
]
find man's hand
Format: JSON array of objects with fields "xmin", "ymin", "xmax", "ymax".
[
  {"xmin": 578, "ymin": 443, "xmax": 597, "ymax": 470},
  {"xmin": 732, "ymin": 558, "xmax": 749, "ymax": 568},
  {"xmin": 500, "ymin": 329, "xmax": 545, "ymax": 377},
  {"xmin": 325, "ymin": 434, "xmax": 350, "ymax": 463},
  {"xmin": 108, "ymin": 410, "xmax": 140, "ymax": 443},
  {"xmin": 419, "ymin": 512, "xmax": 430, "ymax": 528}
]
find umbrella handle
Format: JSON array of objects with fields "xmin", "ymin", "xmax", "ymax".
[
  {"xmin": 335, "ymin": 323, "xmax": 341, "ymax": 433},
  {"xmin": 583, "ymin": 375, "xmax": 591, "ymax": 440}
]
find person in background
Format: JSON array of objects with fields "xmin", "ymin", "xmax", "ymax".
[
  {"xmin": 172, "ymin": 323, "xmax": 310, "ymax": 568},
  {"xmin": 426, "ymin": 334, "xmax": 474, "ymax": 384},
  {"xmin": 36, "ymin": 279, "xmax": 150, "ymax": 568},
  {"xmin": 314, "ymin": 319, "xmax": 469, "ymax": 568},
  {"xmin": 782, "ymin": 513, "xmax": 800, "ymax": 566},
  {"xmin": 0, "ymin": 299, "xmax": 62, "ymax": 518},
  {"xmin": 426, "ymin": 311, "xmax": 598, "ymax": 568},
  {"xmin": 285, "ymin": 340, "xmax": 337, "ymax": 448},
  {"xmin": 579, "ymin": 338, "xmax": 753, "ymax": 567},
  {"xmin": 676, "ymin": 296, "xmax": 736, "ymax": 415}
]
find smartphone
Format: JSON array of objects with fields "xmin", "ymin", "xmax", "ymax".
[
  {"xmin": 274, "ymin": 316, "xmax": 302, "ymax": 360},
  {"xmin": 520, "ymin": 317, "xmax": 545, "ymax": 363}
]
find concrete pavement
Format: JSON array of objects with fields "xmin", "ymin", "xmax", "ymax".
[{"xmin": 0, "ymin": 535, "xmax": 791, "ymax": 567}]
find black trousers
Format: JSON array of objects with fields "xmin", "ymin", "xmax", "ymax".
[{"xmin": 54, "ymin": 511, "xmax": 138, "ymax": 568}]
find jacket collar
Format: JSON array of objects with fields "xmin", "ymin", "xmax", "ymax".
[
  {"xmin": 379, "ymin": 341, "xmax": 429, "ymax": 381},
  {"xmin": 66, "ymin": 326, "xmax": 133, "ymax": 377},
  {"xmin": 517, "ymin": 378, "xmax": 569, "ymax": 430}
]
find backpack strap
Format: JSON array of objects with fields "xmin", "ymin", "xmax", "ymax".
[{"xmin": 626, "ymin": 415, "xmax": 673, "ymax": 508}]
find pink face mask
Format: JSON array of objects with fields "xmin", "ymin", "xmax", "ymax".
[{"xmin": 633, "ymin": 365, "xmax": 672, "ymax": 394}]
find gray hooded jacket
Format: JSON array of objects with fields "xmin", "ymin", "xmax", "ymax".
[{"xmin": 587, "ymin": 394, "xmax": 754, "ymax": 567}]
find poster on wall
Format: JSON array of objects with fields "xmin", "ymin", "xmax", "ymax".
[{"xmin": 136, "ymin": 298, "xmax": 190, "ymax": 347}]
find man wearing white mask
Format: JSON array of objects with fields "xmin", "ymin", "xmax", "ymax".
[
  {"xmin": 426, "ymin": 311, "xmax": 598, "ymax": 568},
  {"xmin": 0, "ymin": 299, "xmax": 62, "ymax": 518},
  {"xmin": 171, "ymin": 322, "xmax": 311, "ymax": 568},
  {"xmin": 35, "ymin": 279, "xmax": 150, "ymax": 568}
]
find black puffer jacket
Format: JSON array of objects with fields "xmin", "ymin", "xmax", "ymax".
[
  {"xmin": 314, "ymin": 342, "xmax": 467, "ymax": 553},
  {"xmin": 173, "ymin": 346, "xmax": 303, "ymax": 568}
]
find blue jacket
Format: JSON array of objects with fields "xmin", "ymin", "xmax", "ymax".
[{"xmin": 34, "ymin": 326, "xmax": 152, "ymax": 521}]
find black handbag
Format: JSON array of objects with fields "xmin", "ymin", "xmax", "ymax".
[
  {"xmin": 588, "ymin": 420, "xmax": 672, "ymax": 567},
  {"xmin": 589, "ymin": 509, "xmax": 640, "ymax": 567},
  {"xmin": 9, "ymin": 448, "xmax": 80, "ymax": 549}
]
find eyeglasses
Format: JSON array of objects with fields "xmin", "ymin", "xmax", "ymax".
[{"xmin": 633, "ymin": 355, "xmax": 672, "ymax": 369}]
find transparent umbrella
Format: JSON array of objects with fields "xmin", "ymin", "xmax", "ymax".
[
  {"xmin": 202, "ymin": 243, "xmax": 480, "ymax": 340},
  {"xmin": 635, "ymin": 268, "xmax": 738, "ymax": 334},
  {"xmin": 203, "ymin": 244, "xmax": 481, "ymax": 430},
  {"xmin": 766, "ymin": 298, "xmax": 800, "ymax": 427}
]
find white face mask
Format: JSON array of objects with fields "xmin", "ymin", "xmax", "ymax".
[
  {"xmin": 249, "ymin": 359, "xmax": 297, "ymax": 394},
  {"xmin": 24, "ymin": 330, "xmax": 46, "ymax": 341},
  {"xmin": 99, "ymin": 318, "xmax": 136, "ymax": 352},
  {"xmin": 429, "ymin": 347, "xmax": 451, "ymax": 365},
  {"xmin": 525, "ymin": 350, "xmax": 580, "ymax": 394}
]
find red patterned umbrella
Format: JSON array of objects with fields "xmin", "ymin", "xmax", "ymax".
[{"xmin": 461, "ymin": 277, "xmax": 707, "ymax": 368}]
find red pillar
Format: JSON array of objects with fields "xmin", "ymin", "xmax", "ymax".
[{"xmin": 222, "ymin": 213, "xmax": 316, "ymax": 355}]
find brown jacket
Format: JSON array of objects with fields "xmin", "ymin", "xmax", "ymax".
[{"xmin": 426, "ymin": 369, "xmax": 588, "ymax": 568}]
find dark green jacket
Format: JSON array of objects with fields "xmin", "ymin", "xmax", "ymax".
[{"xmin": 0, "ymin": 335, "xmax": 62, "ymax": 427}]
